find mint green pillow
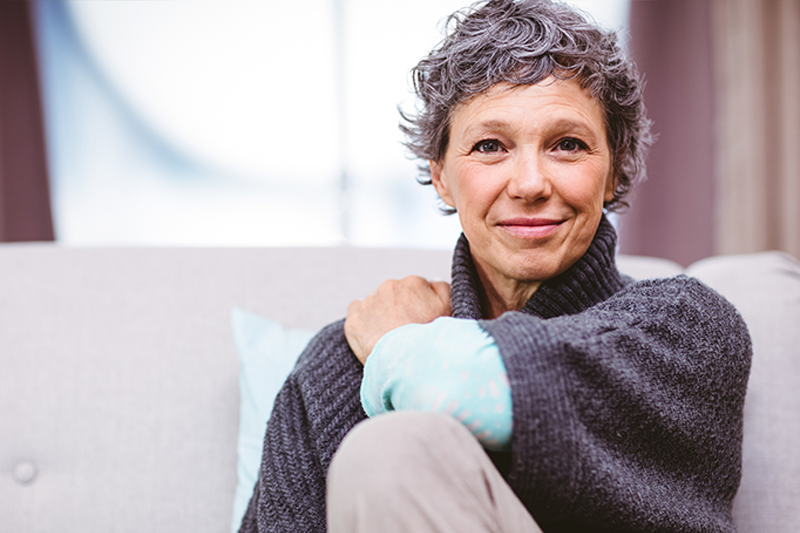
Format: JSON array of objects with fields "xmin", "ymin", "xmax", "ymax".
[{"xmin": 230, "ymin": 308, "xmax": 314, "ymax": 533}]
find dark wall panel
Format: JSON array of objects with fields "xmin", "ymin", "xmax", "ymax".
[{"xmin": 0, "ymin": 1, "xmax": 54, "ymax": 242}]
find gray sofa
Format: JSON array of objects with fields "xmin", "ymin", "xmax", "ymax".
[{"xmin": 2, "ymin": 244, "xmax": 798, "ymax": 532}]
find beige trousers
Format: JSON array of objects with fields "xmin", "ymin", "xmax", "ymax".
[{"xmin": 326, "ymin": 411, "xmax": 543, "ymax": 533}]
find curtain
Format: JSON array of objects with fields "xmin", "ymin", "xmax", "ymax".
[
  {"xmin": 621, "ymin": 0, "xmax": 800, "ymax": 264},
  {"xmin": 712, "ymin": 0, "xmax": 800, "ymax": 258},
  {"xmin": 619, "ymin": 0, "xmax": 716, "ymax": 266},
  {"xmin": 0, "ymin": 2, "xmax": 54, "ymax": 242}
]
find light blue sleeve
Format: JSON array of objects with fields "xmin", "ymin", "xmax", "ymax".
[{"xmin": 360, "ymin": 317, "xmax": 512, "ymax": 451}]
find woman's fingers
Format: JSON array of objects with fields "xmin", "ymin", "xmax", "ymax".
[{"xmin": 345, "ymin": 276, "xmax": 451, "ymax": 365}]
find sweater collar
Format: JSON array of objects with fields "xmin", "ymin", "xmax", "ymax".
[{"xmin": 449, "ymin": 215, "xmax": 626, "ymax": 320}]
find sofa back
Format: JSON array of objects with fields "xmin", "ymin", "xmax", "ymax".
[
  {"xmin": 1, "ymin": 245, "xmax": 797, "ymax": 532},
  {"xmin": 1, "ymin": 246, "xmax": 452, "ymax": 532}
]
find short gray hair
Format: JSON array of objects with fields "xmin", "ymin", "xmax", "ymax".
[{"xmin": 401, "ymin": 0, "xmax": 652, "ymax": 212}]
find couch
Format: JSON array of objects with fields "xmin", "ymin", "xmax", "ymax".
[{"xmin": 2, "ymin": 244, "xmax": 798, "ymax": 532}]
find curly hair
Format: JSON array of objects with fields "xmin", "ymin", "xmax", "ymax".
[{"xmin": 401, "ymin": 0, "xmax": 652, "ymax": 212}]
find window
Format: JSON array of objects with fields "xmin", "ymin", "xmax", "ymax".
[{"xmin": 35, "ymin": 0, "xmax": 629, "ymax": 247}]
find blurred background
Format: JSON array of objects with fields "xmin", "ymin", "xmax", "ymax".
[{"xmin": 1, "ymin": 0, "xmax": 798, "ymax": 265}]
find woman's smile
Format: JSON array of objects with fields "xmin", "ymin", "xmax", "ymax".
[{"xmin": 496, "ymin": 216, "xmax": 565, "ymax": 240}]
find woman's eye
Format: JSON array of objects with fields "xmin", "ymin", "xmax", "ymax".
[
  {"xmin": 472, "ymin": 139, "xmax": 502, "ymax": 153},
  {"xmin": 556, "ymin": 138, "xmax": 586, "ymax": 152}
]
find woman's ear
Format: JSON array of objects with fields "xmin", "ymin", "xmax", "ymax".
[
  {"xmin": 429, "ymin": 160, "xmax": 456, "ymax": 208},
  {"xmin": 603, "ymin": 169, "xmax": 617, "ymax": 204}
]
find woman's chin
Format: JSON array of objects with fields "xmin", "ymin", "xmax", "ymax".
[
  {"xmin": 507, "ymin": 260, "xmax": 564, "ymax": 284},
  {"xmin": 479, "ymin": 252, "xmax": 562, "ymax": 287}
]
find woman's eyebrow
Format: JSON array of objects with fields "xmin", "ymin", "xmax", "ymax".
[
  {"xmin": 463, "ymin": 117, "xmax": 600, "ymax": 139},
  {"xmin": 462, "ymin": 119, "xmax": 515, "ymax": 137},
  {"xmin": 545, "ymin": 117, "xmax": 600, "ymax": 137}
]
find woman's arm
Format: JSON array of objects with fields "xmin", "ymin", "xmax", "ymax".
[
  {"xmin": 486, "ymin": 276, "xmax": 752, "ymax": 531},
  {"xmin": 361, "ymin": 317, "xmax": 513, "ymax": 451},
  {"xmin": 345, "ymin": 276, "xmax": 516, "ymax": 450}
]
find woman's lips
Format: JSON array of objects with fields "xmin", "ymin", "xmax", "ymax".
[{"xmin": 497, "ymin": 217, "xmax": 564, "ymax": 238}]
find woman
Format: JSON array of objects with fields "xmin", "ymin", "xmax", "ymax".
[{"xmin": 239, "ymin": 1, "xmax": 751, "ymax": 532}]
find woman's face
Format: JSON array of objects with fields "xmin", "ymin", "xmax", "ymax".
[{"xmin": 430, "ymin": 78, "xmax": 615, "ymax": 289}]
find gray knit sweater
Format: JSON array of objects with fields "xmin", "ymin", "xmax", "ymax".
[{"xmin": 239, "ymin": 217, "xmax": 751, "ymax": 533}]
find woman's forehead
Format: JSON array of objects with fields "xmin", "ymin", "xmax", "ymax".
[{"xmin": 450, "ymin": 79, "xmax": 605, "ymax": 133}]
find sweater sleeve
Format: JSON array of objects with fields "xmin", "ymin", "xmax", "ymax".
[
  {"xmin": 238, "ymin": 320, "xmax": 367, "ymax": 533},
  {"xmin": 481, "ymin": 276, "xmax": 752, "ymax": 533}
]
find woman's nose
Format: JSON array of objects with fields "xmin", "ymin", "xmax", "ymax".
[{"xmin": 505, "ymin": 152, "xmax": 552, "ymax": 202}]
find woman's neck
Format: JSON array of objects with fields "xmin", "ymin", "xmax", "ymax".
[{"xmin": 472, "ymin": 260, "xmax": 541, "ymax": 319}]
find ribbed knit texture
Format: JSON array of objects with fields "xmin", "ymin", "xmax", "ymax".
[{"xmin": 239, "ymin": 216, "xmax": 751, "ymax": 533}]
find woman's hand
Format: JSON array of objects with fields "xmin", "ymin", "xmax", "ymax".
[{"xmin": 345, "ymin": 276, "xmax": 451, "ymax": 365}]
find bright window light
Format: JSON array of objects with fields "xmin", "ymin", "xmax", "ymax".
[{"xmin": 35, "ymin": 0, "xmax": 629, "ymax": 247}]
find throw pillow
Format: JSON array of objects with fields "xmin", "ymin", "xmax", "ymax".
[{"xmin": 230, "ymin": 308, "xmax": 314, "ymax": 533}]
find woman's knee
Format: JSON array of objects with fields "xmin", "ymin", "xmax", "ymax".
[
  {"xmin": 328, "ymin": 411, "xmax": 482, "ymax": 493},
  {"xmin": 335, "ymin": 411, "xmax": 471, "ymax": 463},
  {"xmin": 327, "ymin": 412, "xmax": 537, "ymax": 533}
]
